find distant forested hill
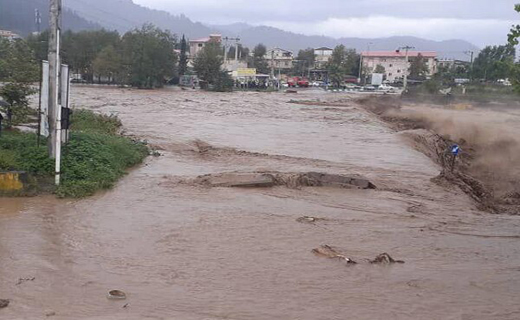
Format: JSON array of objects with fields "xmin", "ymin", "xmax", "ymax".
[{"xmin": 0, "ymin": 0, "xmax": 100, "ymax": 36}]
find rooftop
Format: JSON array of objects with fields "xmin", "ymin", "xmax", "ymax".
[
  {"xmin": 361, "ymin": 51, "xmax": 437, "ymax": 58},
  {"xmin": 0, "ymin": 30, "xmax": 20, "ymax": 39},
  {"xmin": 315, "ymin": 47, "xmax": 333, "ymax": 51},
  {"xmin": 190, "ymin": 37, "xmax": 211, "ymax": 43}
]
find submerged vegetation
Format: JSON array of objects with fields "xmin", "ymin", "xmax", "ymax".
[{"xmin": 0, "ymin": 110, "xmax": 149, "ymax": 198}]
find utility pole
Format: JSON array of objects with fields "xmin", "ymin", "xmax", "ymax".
[
  {"xmin": 359, "ymin": 42, "xmax": 373, "ymax": 84},
  {"xmin": 234, "ymin": 38, "xmax": 240, "ymax": 62},
  {"xmin": 223, "ymin": 37, "xmax": 229, "ymax": 62},
  {"xmin": 48, "ymin": 0, "xmax": 62, "ymax": 184},
  {"xmin": 358, "ymin": 53, "xmax": 363, "ymax": 83},
  {"xmin": 398, "ymin": 45, "xmax": 414, "ymax": 92},
  {"xmin": 223, "ymin": 36, "xmax": 240, "ymax": 70},
  {"xmin": 270, "ymin": 49, "xmax": 275, "ymax": 80},
  {"xmin": 464, "ymin": 50, "xmax": 474, "ymax": 80}
]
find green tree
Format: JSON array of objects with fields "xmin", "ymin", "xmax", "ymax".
[
  {"xmin": 374, "ymin": 64, "xmax": 386, "ymax": 74},
  {"xmin": 508, "ymin": 4, "xmax": 520, "ymax": 45},
  {"xmin": 294, "ymin": 48, "xmax": 315, "ymax": 76},
  {"xmin": 213, "ymin": 71, "xmax": 234, "ymax": 92},
  {"xmin": 26, "ymin": 31, "xmax": 50, "ymax": 62},
  {"xmin": 507, "ymin": 4, "xmax": 520, "ymax": 92},
  {"xmin": 0, "ymin": 83, "xmax": 35, "ymax": 126},
  {"xmin": 251, "ymin": 44, "xmax": 269, "ymax": 74},
  {"xmin": 193, "ymin": 41, "xmax": 224, "ymax": 85},
  {"xmin": 179, "ymin": 35, "xmax": 188, "ymax": 76},
  {"xmin": 93, "ymin": 45, "xmax": 122, "ymax": 83},
  {"xmin": 121, "ymin": 25, "xmax": 178, "ymax": 88},
  {"xmin": 326, "ymin": 45, "xmax": 359, "ymax": 87},
  {"xmin": 62, "ymin": 29, "xmax": 121, "ymax": 82},
  {"xmin": 472, "ymin": 45, "xmax": 515, "ymax": 81},
  {"xmin": 409, "ymin": 53, "xmax": 429, "ymax": 80},
  {"xmin": 0, "ymin": 39, "xmax": 39, "ymax": 83},
  {"xmin": 0, "ymin": 38, "xmax": 38, "ymax": 126}
]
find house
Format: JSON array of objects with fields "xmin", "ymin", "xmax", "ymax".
[
  {"xmin": 189, "ymin": 34, "xmax": 222, "ymax": 57},
  {"xmin": 438, "ymin": 59, "xmax": 470, "ymax": 72},
  {"xmin": 264, "ymin": 48, "xmax": 294, "ymax": 70},
  {"xmin": 361, "ymin": 51, "xmax": 437, "ymax": 82},
  {"xmin": 0, "ymin": 30, "xmax": 21, "ymax": 41},
  {"xmin": 314, "ymin": 47, "xmax": 333, "ymax": 69}
]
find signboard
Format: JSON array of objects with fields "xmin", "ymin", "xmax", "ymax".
[
  {"xmin": 237, "ymin": 68, "xmax": 257, "ymax": 77},
  {"xmin": 39, "ymin": 61, "xmax": 70, "ymax": 139},
  {"xmin": 39, "ymin": 61, "xmax": 50, "ymax": 137},
  {"xmin": 371, "ymin": 73, "xmax": 384, "ymax": 86},
  {"xmin": 60, "ymin": 64, "xmax": 70, "ymax": 143}
]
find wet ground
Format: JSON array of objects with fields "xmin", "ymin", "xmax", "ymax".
[{"xmin": 1, "ymin": 86, "xmax": 520, "ymax": 319}]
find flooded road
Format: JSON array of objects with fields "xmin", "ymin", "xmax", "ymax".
[{"xmin": 1, "ymin": 86, "xmax": 520, "ymax": 319}]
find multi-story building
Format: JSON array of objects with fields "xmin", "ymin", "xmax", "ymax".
[
  {"xmin": 189, "ymin": 34, "xmax": 222, "ymax": 57},
  {"xmin": 0, "ymin": 30, "xmax": 21, "ymax": 41},
  {"xmin": 314, "ymin": 47, "xmax": 333, "ymax": 69},
  {"xmin": 361, "ymin": 51, "xmax": 437, "ymax": 82},
  {"xmin": 265, "ymin": 48, "xmax": 294, "ymax": 70},
  {"xmin": 437, "ymin": 58, "xmax": 470, "ymax": 71}
]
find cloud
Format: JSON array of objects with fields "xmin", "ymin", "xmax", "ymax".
[
  {"xmin": 133, "ymin": 0, "xmax": 519, "ymax": 45},
  {"xmin": 263, "ymin": 16, "xmax": 515, "ymax": 46}
]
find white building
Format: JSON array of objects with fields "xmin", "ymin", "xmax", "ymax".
[
  {"xmin": 189, "ymin": 34, "xmax": 222, "ymax": 57},
  {"xmin": 265, "ymin": 48, "xmax": 294, "ymax": 70},
  {"xmin": 314, "ymin": 47, "xmax": 333, "ymax": 69},
  {"xmin": 361, "ymin": 51, "xmax": 437, "ymax": 82},
  {"xmin": 0, "ymin": 30, "xmax": 21, "ymax": 41}
]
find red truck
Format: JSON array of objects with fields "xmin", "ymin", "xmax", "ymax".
[{"xmin": 288, "ymin": 77, "xmax": 310, "ymax": 88}]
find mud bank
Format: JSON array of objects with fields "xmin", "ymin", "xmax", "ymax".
[
  {"xmin": 190, "ymin": 171, "xmax": 376, "ymax": 189},
  {"xmin": 356, "ymin": 96, "xmax": 520, "ymax": 214}
]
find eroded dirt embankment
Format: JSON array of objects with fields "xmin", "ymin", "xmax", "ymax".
[{"xmin": 357, "ymin": 96, "xmax": 520, "ymax": 214}]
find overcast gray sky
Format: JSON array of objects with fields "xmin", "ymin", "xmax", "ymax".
[{"xmin": 133, "ymin": 0, "xmax": 518, "ymax": 46}]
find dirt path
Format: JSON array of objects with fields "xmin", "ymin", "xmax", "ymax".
[{"xmin": 1, "ymin": 86, "xmax": 520, "ymax": 319}]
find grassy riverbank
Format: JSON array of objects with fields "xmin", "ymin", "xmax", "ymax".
[{"xmin": 0, "ymin": 110, "xmax": 148, "ymax": 197}]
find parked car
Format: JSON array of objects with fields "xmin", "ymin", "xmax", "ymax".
[
  {"xmin": 297, "ymin": 78, "xmax": 310, "ymax": 87},
  {"xmin": 378, "ymin": 84, "xmax": 396, "ymax": 92},
  {"xmin": 287, "ymin": 78, "xmax": 297, "ymax": 87}
]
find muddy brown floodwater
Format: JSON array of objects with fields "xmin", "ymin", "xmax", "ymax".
[{"xmin": 2, "ymin": 86, "xmax": 520, "ymax": 319}]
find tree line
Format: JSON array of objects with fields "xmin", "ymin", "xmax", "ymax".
[{"xmin": 26, "ymin": 24, "xmax": 178, "ymax": 89}]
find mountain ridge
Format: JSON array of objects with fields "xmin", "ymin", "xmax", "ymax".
[{"xmin": 1, "ymin": 0, "xmax": 480, "ymax": 60}]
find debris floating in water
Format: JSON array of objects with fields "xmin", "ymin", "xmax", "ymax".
[
  {"xmin": 0, "ymin": 299, "xmax": 10, "ymax": 309},
  {"xmin": 107, "ymin": 290, "xmax": 127, "ymax": 300},
  {"xmin": 312, "ymin": 245, "xmax": 357, "ymax": 264},
  {"xmin": 313, "ymin": 246, "xmax": 405, "ymax": 266},
  {"xmin": 370, "ymin": 253, "xmax": 405, "ymax": 264},
  {"xmin": 296, "ymin": 216, "xmax": 321, "ymax": 223}
]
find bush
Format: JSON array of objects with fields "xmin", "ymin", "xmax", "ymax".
[
  {"xmin": 0, "ymin": 110, "xmax": 149, "ymax": 198},
  {"xmin": 212, "ymin": 71, "xmax": 234, "ymax": 92},
  {"xmin": 70, "ymin": 109, "xmax": 122, "ymax": 134},
  {"xmin": 0, "ymin": 82, "xmax": 37, "ymax": 126},
  {"xmin": 0, "ymin": 131, "xmax": 52, "ymax": 174},
  {"xmin": 56, "ymin": 131, "xmax": 148, "ymax": 197}
]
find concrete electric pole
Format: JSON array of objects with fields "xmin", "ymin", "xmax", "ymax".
[
  {"xmin": 48, "ymin": 0, "xmax": 62, "ymax": 184},
  {"xmin": 464, "ymin": 50, "xmax": 474, "ymax": 80},
  {"xmin": 398, "ymin": 46, "xmax": 414, "ymax": 92}
]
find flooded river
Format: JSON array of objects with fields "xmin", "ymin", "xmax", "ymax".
[{"xmin": 1, "ymin": 86, "xmax": 520, "ymax": 319}]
